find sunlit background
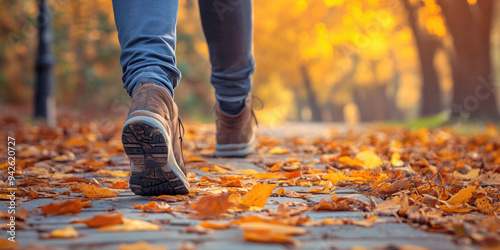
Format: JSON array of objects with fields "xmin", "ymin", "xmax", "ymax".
[{"xmin": 1, "ymin": 0, "xmax": 500, "ymax": 125}]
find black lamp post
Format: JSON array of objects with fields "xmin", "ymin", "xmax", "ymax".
[{"xmin": 34, "ymin": 0, "xmax": 55, "ymax": 126}]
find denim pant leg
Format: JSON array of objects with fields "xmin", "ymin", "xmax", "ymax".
[
  {"xmin": 198, "ymin": 0, "xmax": 255, "ymax": 103},
  {"xmin": 112, "ymin": 0, "xmax": 180, "ymax": 97}
]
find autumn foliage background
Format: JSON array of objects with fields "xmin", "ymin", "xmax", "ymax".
[{"xmin": 1, "ymin": 0, "xmax": 500, "ymax": 124}]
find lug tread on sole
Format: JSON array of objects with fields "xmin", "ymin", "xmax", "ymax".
[{"xmin": 121, "ymin": 120, "xmax": 189, "ymax": 196}]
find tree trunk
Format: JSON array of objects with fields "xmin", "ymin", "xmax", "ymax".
[
  {"xmin": 437, "ymin": 0, "xmax": 500, "ymax": 121},
  {"xmin": 401, "ymin": 0, "xmax": 442, "ymax": 117},
  {"xmin": 293, "ymin": 88, "xmax": 304, "ymax": 122},
  {"xmin": 300, "ymin": 64, "xmax": 322, "ymax": 121}
]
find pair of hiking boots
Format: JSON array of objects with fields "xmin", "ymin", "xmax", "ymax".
[{"xmin": 121, "ymin": 83, "xmax": 256, "ymax": 196}]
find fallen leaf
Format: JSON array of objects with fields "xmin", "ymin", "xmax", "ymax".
[
  {"xmin": 238, "ymin": 184, "xmax": 276, "ymax": 209},
  {"xmin": 190, "ymin": 193, "xmax": 234, "ymax": 219},
  {"xmin": 243, "ymin": 229, "xmax": 300, "ymax": 246},
  {"xmin": 269, "ymin": 147, "xmax": 290, "ymax": 154},
  {"xmin": 0, "ymin": 239, "xmax": 18, "ymax": 249},
  {"xmin": 356, "ymin": 150, "xmax": 383, "ymax": 169},
  {"xmin": 199, "ymin": 221, "xmax": 230, "ymax": 230},
  {"xmin": 453, "ymin": 169, "xmax": 480, "ymax": 180},
  {"xmin": 97, "ymin": 170, "xmax": 130, "ymax": 177},
  {"xmin": 71, "ymin": 213, "xmax": 124, "ymax": 228},
  {"xmin": 118, "ymin": 241, "xmax": 167, "ymax": 250},
  {"xmin": 185, "ymin": 156, "xmax": 207, "ymax": 163},
  {"xmin": 390, "ymin": 153, "xmax": 404, "ymax": 167},
  {"xmin": 108, "ymin": 180, "xmax": 129, "ymax": 189},
  {"xmin": 239, "ymin": 222, "xmax": 308, "ymax": 235},
  {"xmin": 40, "ymin": 199, "xmax": 86, "ymax": 216},
  {"xmin": 44, "ymin": 226, "xmax": 79, "ymax": 238},
  {"xmin": 98, "ymin": 218, "xmax": 161, "ymax": 231},
  {"xmin": 447, "ymin": 186, "xmax": 476, "ymax": 205},
  {"xmin": 72, "ymin": 184, "xmax": 117, "ymax": 198}
]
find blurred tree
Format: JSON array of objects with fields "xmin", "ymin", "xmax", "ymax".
[
  {"xmin": 401, "ymin": 0, "xmax": 443, "ymax": 117},
  {"xmin": 437, "ymin": 0, "xmax": 500, "ymax": 121}
]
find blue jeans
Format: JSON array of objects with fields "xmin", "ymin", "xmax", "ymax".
[{"xmin": 112, "ymin": 0, "xmax": 255, "ymax": 103}]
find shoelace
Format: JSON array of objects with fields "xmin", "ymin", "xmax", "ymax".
[
  {"xmin": 211, "ymin": 95, "xmax": 262, "ymax": 127},
  {"xmin": 178, "ymin": 117, "xmax": 186, "ymax": 165},
  {"xmin": 251, "ymin": 95, "xmax": 264, "ymax": 127}
]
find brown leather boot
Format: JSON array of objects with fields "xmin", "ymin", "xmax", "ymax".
[
  {"xmin": 121, "ymin": 83, "xmax": 189, "ymax": 195},
  {"xmin": 215, "ymin": 95, "xmax": 256, "ymax": 157}
]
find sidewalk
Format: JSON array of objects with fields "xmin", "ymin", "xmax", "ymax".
[{"xmin": 1, "ymin": 121, "xmax": 493, "ymax": 249}]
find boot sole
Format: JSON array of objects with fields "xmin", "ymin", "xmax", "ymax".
[
  {"xmin": 122, "ymin": 113, "xmax": 189, "ymax": 196},
  {"xmin": 214, "ymin": 136, "xmax": 256, "ymax": 158}
]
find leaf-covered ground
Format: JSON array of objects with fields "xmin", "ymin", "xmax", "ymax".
[{"xmin": 0, "ymin": 116, "xmax": 499, "ymax": 249}]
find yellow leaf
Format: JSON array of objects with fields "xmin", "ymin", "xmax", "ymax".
[
  {"xmin": 355, "ymin": 150, "xmax": 382, "ymax": 169},
  {"xmin": 52, "ymin": 172, "xmax": 74, "ymax": 179},
  {"xmin": 322, "ymin": 172, "xmax": 348, "ymax": 184},
  {"xmin": 453, "ymin": 169, "xmax": 479, "ymax": 180},
  {"xmin": 98, "ymin": 218, "xmax": 161, "ymax": 231},
  {"xmin": 239, "ymin": 184, "xmax": 276, "ymax": 209},
  {"xmin": 46, "ymin": 226, "xmax": 79, "ymax": 238},
  {"xmin": 98, "ymin": 170, "xmax": 130, "ymax": 177},
  {"xmin": 251, "ymin": 172, "xmax": 286, "ymax": 179},
  {"xmin": 73, "ymin": 184, "xmax": 117, "ymax": 198},
  {"xmin": 390, "ymin": 153, "xmax": 404, "ymax": 167},
  {"xmin": 338, "ymin": 156, "xmax": 364, "ymax": 168},
  {"xmin": 185, "ymin": 156, "xmax": 207, "ymax": 163},
  {"xmin": 239, "ymin": 222, "xmax": 308, "ymax": 235},
  {"xmin": 270, "ymin": 147, "xmax": 290, "ymax": 154},
  {"xmin": 447, "ymin": 186, "xmax": 476, "ymax": 205},
  {"xmin": 118, "ymin": 241, "xmax": 167, "ymax": 250}
]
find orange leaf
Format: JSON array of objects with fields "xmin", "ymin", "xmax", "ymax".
[
  {"xmin": 447, "ymin": 186, "xmax": 476, "ymax": 205},
  {"xmin": 73, "ymin": 184, "xmax": 116, "ymax": 198},
  {"xmin": 284, "ymin": 170, "xmax": 302, "ymax": 178},
  {"xmin": 45, "ymin": 226, "xmax": 79, "ymax": 238},
  {"xmin": 191, "ymin": 193, "xmax": 234, "ymax": 219},
  {"xmin": 40, "ymin": 199, "xmax": 86, "ymax": 216},
  {"xmin": 338, "ymin": 156, "xmax": 364, "ymax": 168},
  {"xmin": 199, "ymin": 221, "xmax": 230, "ymax": 230},
  {"xmin": 238, "ymin": 184, "xmax": 276, "ymax": 209},
  {"xmin": 269, "ymin": 162, "xmax": 281, "ymax": 172},
  {"xmin": 71, "ymin": 213, "xmax": 124, "ymax": 228},
  {"xmin": 108, "ymin": 180, "xmax": 129, "ymax": 189},
  {"xmin": 118, "ymin": 241, "xmax": 167, "ymax": 250},
  {"xmin": 243, "ymin": 229, "xmax": 299, "ymax": 246},
  {"xmin": 239, "ymin": 222, "xmax": 307, "ymax": 235},
  {"xmin": 251, "ymin": 172, "xmax": 285, "ymax": 179},
  {"xmin": 185, "ymin": 156, "xmax": 207, "ymax": 163},
  {"xmin": 0, "ymin": 239, "xmax": 18, "ymax": 249}
]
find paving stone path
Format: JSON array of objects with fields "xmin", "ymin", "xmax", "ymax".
[{"xmin": 3, "ymin": 123, "xmax": 468, "ymax": 250}]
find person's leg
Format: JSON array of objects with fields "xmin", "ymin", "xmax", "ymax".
[
  {"xmin": 112, "ymin": 0, "xmax": 181, "ymax": 97},
  {"xmin": 198, "ymin": 0, "xmax": 257, "ymax": 157},
  {"xmin": 198, "ymin": 0, "xmax": 255, "ymax": 115},
  {"xmin": 112, "ymin": 1, "xmax": 189, "ymax": 195}
]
